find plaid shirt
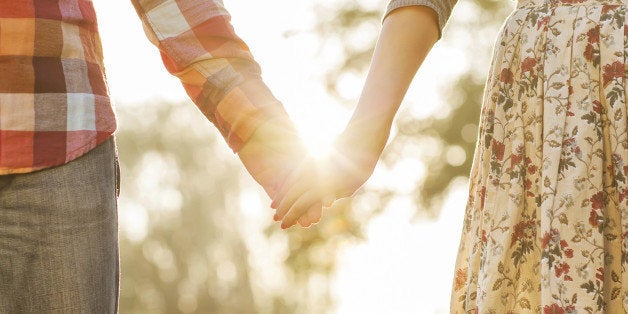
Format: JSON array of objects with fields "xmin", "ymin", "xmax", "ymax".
[{"xmin": 0, "ymin": 0, "xmax": 289, "ymax": 174}]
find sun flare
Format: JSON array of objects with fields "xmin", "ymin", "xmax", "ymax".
[
  {"xmin": 291, "ymin": 106, "xmax": 345, "ymax": 161},
  {"xmin": 300, "ymin": 130, "xmax": 336, "ymax": 161}
]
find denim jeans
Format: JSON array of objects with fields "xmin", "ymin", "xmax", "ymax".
[{"xmin": 0, "ymin": 138, "xmax": 119, "ymax": 313}]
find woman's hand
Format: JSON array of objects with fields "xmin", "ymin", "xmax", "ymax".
[
  {"xmin": 271, "ymin": 117, "xmax": 389, "ymax": 229},
  {"xmin": 271, "ymin": 5, "xmax": 440, "ymax": 229}
]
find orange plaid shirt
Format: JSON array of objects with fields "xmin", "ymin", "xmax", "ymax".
[{"xmin": 0, "ymin": 0, "xmax": 289, "ymax": 174}]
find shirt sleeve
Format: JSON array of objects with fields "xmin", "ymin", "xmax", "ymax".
[
  {"xmin": 130, "ymin": 0, "xmax": 291, "ymax": 152},
  {"xmin": 384, "ymin": 0, "xmax": 457, "ymax": 38}
]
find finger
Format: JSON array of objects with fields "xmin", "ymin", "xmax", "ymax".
[
  {"xmin": 297, "ymin": 205, "xmax": 322, "ymax": 228},
  {"xmin": 280, "ymin": 190, "xmax": 322, "ymax": 229},
  {"xmin": 271, "ymin": 161, "xmax": 310, "ymax": 209},
  {"xmin": 297, "ymin": 215, "xmax": 309, "ymax": 227},
  {"xmin": 322, "ymin": 195, "xmax": 335, "ymax": 208},
  {"xmin": 267, "ymin": 167, "xmax": 296, "ymax": 201},
  {"xmin": 306, "ymin": 206, "xmax": 323, "ymax": 226},
  {"xmin": 296, "ymin": 205, "xmax": 316, "ymax": 227},
  {"xmin": 274, "ymin": 175, "xmax": 314, "ymax": 221}
]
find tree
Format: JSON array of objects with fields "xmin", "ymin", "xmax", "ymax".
[
  {"xmin": 116, "ymin": 101, "xmax": 361, "ymax": 313},
  {"xmin": 313, "ymin": 0, "xmax": 514, "ymax": 218}
]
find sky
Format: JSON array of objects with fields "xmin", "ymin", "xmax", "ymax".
[{"xmin": 92, "ymin": 0, "xmax": 472, "ymax": 312}]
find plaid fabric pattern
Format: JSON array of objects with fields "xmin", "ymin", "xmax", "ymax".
[
  {"xmin": 0, "ymin": 0, "xmax": 116, "ymax": 174},
  {"xmin": 131, "ymin": 0, "xmax": 290, "ymax": 151},
  {"xmin": 0, "ymin": 0, "xmax": 288, "ymax": 174}
]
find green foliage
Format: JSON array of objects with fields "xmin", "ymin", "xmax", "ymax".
[
  {"xmin": 116, "ymin": 101, "xmax": 361, "ymax": 313},
  {"xmin": 117, "ymin": 101, "xmax": 256, "ymax": 313},
  {"xmin": 314, "ymin": 0, "xmax": 514, "ymax": 217}
]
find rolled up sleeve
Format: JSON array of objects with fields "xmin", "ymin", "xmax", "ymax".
[
  {"xmin": 384, "ymin": 0, "xmax": 457, "ymax": 38},
  {"xmin": 131, "ymin": 0, "xmax": 290, "ymax": 152}
]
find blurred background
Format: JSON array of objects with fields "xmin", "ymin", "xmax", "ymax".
[{"xmin": 93, "ymin": 0, "xmax": 515, "ymax": 313}]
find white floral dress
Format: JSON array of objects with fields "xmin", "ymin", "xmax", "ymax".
[{"xmin": 451, "ymin": 0, "xmax": 628, "ymax": 312}]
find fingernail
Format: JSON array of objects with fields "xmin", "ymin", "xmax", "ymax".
[
  {"xmin": 270, "ymin": 200, "xmax": 277, "ymax": 209},
  {"xmin": 281, "ymin": 223, "xmax": 288, "ymax": 230},
  {"xmin": 273, "ymin": 214, "xmax": 279, "ymax": 221}
]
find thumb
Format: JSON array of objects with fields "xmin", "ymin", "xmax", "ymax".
[{"xmin": 322, "ymin": 195, "xmax": 335, "ymax": 208}]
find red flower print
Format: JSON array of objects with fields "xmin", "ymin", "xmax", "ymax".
[
  {"xmin": 521, "ymin": 57, "xmax": 537, "ymax": 73},
  {"xmin": 525, "ymin": 157, "xmax": 537, "ymax": 174},
  {"xmin": 555, "ymin": 262, "xmax": 570, "ymax": 277},
  {"xmin": 590, "ymin": 191, "xmax": 604, "ymax": 210},
  {"xmin": 500, "ymin": 68, "xmax": 514, "ymax": 84},
  {"xmin": 537, "ymin": 16, "xmax": 550, "ymax": 30},
  {"xmin": 565, "ymin": 248, "xmax": 573, "ymax": 258},
  {"xmin": 602, "ymin": 5, "xmax": 618, "ymax": 14},
  {"xmin": 511, "ymin": 219, "xmax": 535, "ymax": 247},
  {"xmin": 592, "ymin": 100, "xmax": 603, "ymax": 114},
  {"xmin": 620, "ymin": 188, "xmax": 628, "ymax": 205},
  {"xmin": 566, "ymin": 101, "xmax": 575, "ymax": 116},
  {"xmin": 603, "ymin": 61, "xmax": 624, "ymax": 87},
  {"xmin": 587, "ymin": 27, "xmax": 600, "ymax": 44},
  {"xmin": 511, "ymin": 153, "xmax": 523, "ymax": 167},
  {"xmin": 541, "ymin": 230, "xmax": 553, "ymax": 249},
  {"xmin": 454, "ymin": 267, "xmax": 468, "ymax": 291},
  {"xmin": 589, "ymin": 209, "xmax": 600, "ymax": 227},
  {"xmin": 562, "ymin": 137, "xmax": 575, "ymax": 147},
  {"xmin": 584, "ymin": 44, "xmax": 596, "ymax": 62},
  {"xmin": 492, "ymin": 139, "xmax": 506, "ymax": 161},
  {"xmin": 544, "ymin": 303, "xmax": 565, "ymax": 314},
  {"xmin": 596, "ymin": 267, "xmax": 604, "ymax": 282}
]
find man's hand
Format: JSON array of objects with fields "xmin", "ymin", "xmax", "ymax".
[
  {"xmin": 237, "ymin": 117, "xmax": 307, "ymax": 199},
  {"xmin": 271, "ymin": 117, "xmax": 389, "ymax": 229}
]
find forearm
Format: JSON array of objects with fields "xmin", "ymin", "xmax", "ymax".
[
  {"xmin": 350, "ymin": 6, "xmax": 440, "ymax": 135},
  {"xmin": 131, "ymin": 0, "xmax": 290, "ymax": 152}
]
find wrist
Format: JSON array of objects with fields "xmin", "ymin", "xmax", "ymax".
[{"xmin": 217, "ymin": 79, "xmax": 293, "ymax": 152}]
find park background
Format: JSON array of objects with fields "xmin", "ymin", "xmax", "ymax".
[{"xmin": 92, "ymin": 0, "xmax": 515, "ymax": 312}]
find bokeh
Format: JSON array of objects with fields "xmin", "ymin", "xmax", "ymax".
[{"xmin": 98, "ymin": 0, "xmax": 517, "ymax": 312}]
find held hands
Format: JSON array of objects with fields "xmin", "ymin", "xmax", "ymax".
[
  {"xmin": 271, "ymin": 117, "xmax": 390, "ymax": 229},
  {"xmin": 260, "ymin": 5, "xmax": 439, "ymax": 229},
  {"xmin": 237, "ymin": 117, "xmax": 308, "ymax": 199},
  {"xmin": 238, "ymin": 112, "xmax": 388, "ymax": 230}
]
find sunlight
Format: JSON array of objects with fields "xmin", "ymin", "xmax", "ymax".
[
  {"xmin": 94, "ymin": 0, "xmax": 469, "ymax": 313},
  {"xmin": 286, "ymin": 89, "xmax": 350, "ymax": 161},
  {"xmin": 297, "ymin": 121, "xmax": 338, "ymax": 161}
]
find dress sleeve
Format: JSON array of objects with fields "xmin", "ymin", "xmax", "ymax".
[
  {"xmin": 384, "ymin": 0, "xmax": 457, "ymax": 38},
  {"xmin": 130, "ymin": 0, "xmax": 291, "ymax": 152}
]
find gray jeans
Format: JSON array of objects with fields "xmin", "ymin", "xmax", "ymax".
[{"xmin": 0, "ymin": 138, "xmax": 119, "ymax": 313}]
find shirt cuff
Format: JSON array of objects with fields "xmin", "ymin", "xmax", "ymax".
[{"xmin": 214, "ymin": 79, "xmax": 292, "ymax": 152}]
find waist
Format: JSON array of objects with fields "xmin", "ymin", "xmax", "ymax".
[{"xmin": 517, "ymin": 0, "xmax": 627, "ymax": 8}]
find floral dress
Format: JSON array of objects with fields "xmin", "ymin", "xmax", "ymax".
[{"xmin": 451, "ymin": 0, "xmax": 628, "ymax": 312}]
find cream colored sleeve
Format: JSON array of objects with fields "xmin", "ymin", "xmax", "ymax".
[{"xmin": 384, "ymin": 0, "xmax": 457, "ymax": 38}]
